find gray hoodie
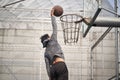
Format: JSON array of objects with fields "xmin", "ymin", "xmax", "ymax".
[{"xmin": 44, "ymin": 16, "xmax": 64, "ymax": 77}]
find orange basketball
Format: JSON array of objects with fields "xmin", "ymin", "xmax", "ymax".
[{"xmin": 53, "ymin": 5, "xmax": 63, "ymax": 17}]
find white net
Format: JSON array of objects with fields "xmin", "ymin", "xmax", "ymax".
[{"xmin": 60, "ymin": 14, "xmax": 83, "ymax": 44}]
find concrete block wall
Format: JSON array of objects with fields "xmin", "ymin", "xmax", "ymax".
[
  {"xmin": 0, "ymin": 20, "xmax": 118, "ymax": 80},
  {"xmin": 0, "ymin": 21, "xmax": 46, "ymax": 80},
  {"xmin": 90, "ymin": 27, "xmax": 118, "ymax": 80},
  {"xmin": 0, "ymin": 28, "xmax": 43, "ymax": 80}
]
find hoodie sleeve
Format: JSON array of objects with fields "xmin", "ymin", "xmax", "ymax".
[
  {"xmin": 51, "ymin": 16, "xmax": 57, "ymax": 41},
  {"xmin": 44, "ymin": 56, "xmax": 51, "ymax": 78}
]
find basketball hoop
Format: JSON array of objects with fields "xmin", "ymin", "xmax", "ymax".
[{"xmin": 60, "ymin": 14, "xmax": 83, "ymax": 44}]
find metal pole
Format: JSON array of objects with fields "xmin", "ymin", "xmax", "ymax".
[
  {"xmin": 114, "ymin": 0, "xmax": 119, "ymax": 80},
  {"xmin": 91, "ymin": 27, "xmax": 112, "ymax": 50},
  {"xmin": 83, "ymin": 8, "xmax": 101, "ymax": 37},
  {"xmin": 115, "ymin": 23, "xmax": 119, "ymax": 80},
  {"xmin": 90, "ymin": 49, "xmax": 94, "ymax": 80},
  {"xmin": 2, "ymin": 0, "xmax": 25, "ymax": 8},
  {"xmin": 102, "ymin": 8, "xmax": 120, "ymax": 16}
]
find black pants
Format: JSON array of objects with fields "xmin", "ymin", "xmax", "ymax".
[{"xmin": 51, "ymin": 62, "xmax": 68, "ymax": 80}]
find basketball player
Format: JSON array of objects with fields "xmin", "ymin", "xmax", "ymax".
[{"xmin": 40, "ymin": 8, "xmax": 68, "ymax": 80}]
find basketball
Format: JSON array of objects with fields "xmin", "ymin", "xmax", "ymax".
[{"xmin": 53, "ymin": 5, "xmax": 63, "ymax": 17}]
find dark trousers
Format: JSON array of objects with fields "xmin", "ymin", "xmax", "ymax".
[{"xmin": 51, "ymin": 62, "xmax": 68, "ymax": 80}]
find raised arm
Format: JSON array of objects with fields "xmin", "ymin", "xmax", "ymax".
[{"xmin": 50, "ymin": 8, "xmax": 57, "ymax": 41}]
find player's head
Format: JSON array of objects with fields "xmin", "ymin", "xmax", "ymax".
[{"xmin": 40, "ymin": 34, "xmax": 50, "ymax": 48}]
